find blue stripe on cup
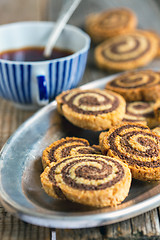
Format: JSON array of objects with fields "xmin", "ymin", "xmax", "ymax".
[
  {"xmin": 5, "ymin": 63, "xmax": 17, "ymax": 102},
  {"xmin": 57, "ymin": 60, "xmax": 65, "ymax": 95},
  {"xmin": 49, "ymin": 62, "xmax": 52, "ymax": 99},
  {"xmin": 70, "ymin": 55, "xmax": 79, "ymax": 89},
  {"xmin": 20, "ymin": 64, "xmax": 27, "ymax": 103},
  {"xmin": 55, "ymin": 61, "xmax": 60, "ymax": 96},
  {"xmin": 62, "ymin": 60, "xmax": 67, "ymax": 90},
  {"xmin": 12, "ymin": 64, "xmax": 22, "ymax": 103},
  {"xmin": 66, "ymin": 59, "xmax": 73, "ymax": 90},
  {"xmin": 0, "ymin": 63, "xmax": 8, "ymax": 99},
  {"xmin": 62, "ymin": 60, "xmax": 70, "ymax": 91},
  {"xmin": 27, "ymin": 65, "xmax": 32, "ymax": 104}
]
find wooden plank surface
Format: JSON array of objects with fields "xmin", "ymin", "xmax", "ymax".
[{"xmin": 1, "ymin": 0, "xmax": 160, "ymax": 239}]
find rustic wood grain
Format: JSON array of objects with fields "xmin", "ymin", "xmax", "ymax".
[
  {"xmin": 55, "ymin": 210, "xmax": 160, "ymax": 240},
  {"xmin": 0, "ymin": 100, "xmax": 51, "ymax": 240}
]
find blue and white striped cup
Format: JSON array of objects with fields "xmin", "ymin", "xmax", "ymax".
[{"xmin": 0, "ymin": 21, "xmax": 90, "ymax": 109}]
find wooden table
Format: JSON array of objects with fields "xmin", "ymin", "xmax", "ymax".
[{"xmin": 1, "ymin": 0, "xmax": 160, "ymax": 239}]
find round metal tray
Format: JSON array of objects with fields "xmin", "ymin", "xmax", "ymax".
[{"xmin": 0, "ymin": 75, "xmax": 160, "ymax": 229}]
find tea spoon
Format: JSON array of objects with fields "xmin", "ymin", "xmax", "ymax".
[{"xmin": 43, "ymin": 0, "xmax": 82, "ymax": 58}]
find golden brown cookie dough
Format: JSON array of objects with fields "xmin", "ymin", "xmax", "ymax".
[
  {"xmin": 40, "ymin": 154, "xmax": 131, "ymax": 207},
  {"xmin": 94, "ymin": 30, "xmax": 159, "ymax": 71},
  {"xmin": 123, "ymin": 101, "xmax": 159, "ymax": 128},
  {"xmin": 147, "ymin": 30, "xmax": 160, "ymax": 57},
  {"xmin": 91, "ymin": 144, "xmax": 102, "ymax": 153},
  {"xmin": 105, "ymin": 70, "xmax": 160, "ymax": 102},
  {"xmin": 56, "ymin": 88, "xmax": 126, "ymax": 131},
  {"xmin": 85, "ymin": 7, "xmax": 137, "ymax": 43},
  {"xmin": 152, "ymin": 126, "xmax": 160, "ymax": 137},
  {"xmin": 99, "ymin": 122, "xmax": 160, "ymax": 181},
  {"xmin": 157, "ymin": 37, "xmax": 160, "ymax": 57},
  {"xmin": 42, "ymin": 137, "xmax": 101, "ymax": 168},
  {"xmin": 154, "ymin": 99, "xmax": 160, "ymax": 122}
]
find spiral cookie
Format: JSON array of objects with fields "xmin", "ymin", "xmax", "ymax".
[
  {"xmin": 56, "ymin": 88, "xmax": 126, "ymax": 131},
  {"xmin": 40, "ymin": 154, "xmax": 131, "ymax": 207},
  {"xmin": 99, "ymin": 122, "xmax": 160, "ymax": 181},
  {"xmin": 106, "ymin": 70, "xmax": 160, "ymax": 102},
  {"xmin": 85, "ymin": 8, "xmax": 137, "ymax": 42},
  {"xmin": 42, "ymin": 137, "xmax": 101, "ymax": 168},
  {"xmin": 123, "ymin": 101, "xmax": 158, "ymax": 128},
  {"xmin": 95, "ymin": 30, "xmax": 159, "ymax": 71}
]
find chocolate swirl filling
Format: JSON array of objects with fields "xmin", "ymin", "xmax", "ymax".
[
  {"xmin": 62, "ymin": 91, "xmax": 120, "ymax": 115},
  {"xmin": 110, "ymin": 74, "xmax": 159, "ymax": 88},
  {"xmin": 48, "ymin": 155, "xmax": 125, "ymax": 191},
  {"xmin": 124, "ymin": 102, "xmax": 154, "ymax": 118},
  {"xmin": 102, "ymin": 37, "xmax": 150, "ymax": 62},
  {"xmin": 99, "ymin": 12, "xmax": 129, "ymax": 29},
  {"xmin": 48, "ymin": 139, "xmax": 89, "ymax": 163},
  {"xmin": 74, "ymin": 146, "xmax": 100, "ymax": 154},
  {"xmin": 108, "ymin": 124, "xmax": 160, "ymax": 168}
]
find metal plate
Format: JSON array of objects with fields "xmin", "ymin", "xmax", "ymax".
[{"xmin": 0, "ymin": 74, "xmax": 160, "ymax": 229}]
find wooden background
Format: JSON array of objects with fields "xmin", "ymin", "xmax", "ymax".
[{"xmin": 1, "ymin": 0, "xmax": 160, "ymax": 239}]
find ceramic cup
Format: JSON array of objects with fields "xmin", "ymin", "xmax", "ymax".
[{"xmin": 0, "ymin": 21, "xmax": 90, "ymax": 109}]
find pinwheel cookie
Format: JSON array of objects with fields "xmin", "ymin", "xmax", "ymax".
[
  {"xmin": 123, "ymin": 101, "xmax": 158, "ymax": 128},
  {"xmin": 42, "ymin": 136, "xmax": 101, "ymax": 168},
  {"xmin": 95, "ymin": 30, "xmax": 159, "ymax": 71},
  {"xmin": 56, "ymin": 88, "xmax": 126, "ymax": 131},
  {"xmin": 106, "ymin": 70, "xmax": 160, "ymax": 102},
  {"xmin": 99, "ymin": 122, "xmax": 160, "ymax": 181},
  {"xmin": 85, "ymin": 7, "xmax": 137, "ymax": 42},
  {"xmin": 40, "ymin": 154, "xmax": 131, "ymax": 207}
]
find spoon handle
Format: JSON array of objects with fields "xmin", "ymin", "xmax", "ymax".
[{"xmin": 44, "ymin": 0, "xmax": 82, "ymax": 57}]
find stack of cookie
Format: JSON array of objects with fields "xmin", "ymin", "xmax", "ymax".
[
  {"xmin": 99, "ymin": 122, "xmax": 160, "ymax": 181},
  {"xmin": 103, "ymin": 69, "xmax": 160, "ymax": 182},
  {"xmin": 41, "ymin": 136, "xmax": 131, "ymax": 207},
  {"xmin": 40, "ymin": 69, "xmax": 160, "ymax": 207},
  {"xmin": 40, "ymin": 122, "xmax": 160, "ymax": 207},
  {"xmin": 85, "ymin": 7, "xmax": 160, "ymax": 71},
  {"xmin": 41, "ymin": 88, "xmax": 132, "ymax": 207},
  {"xmin": 41, "ymin": 136, "xmax": 101, "ymax": 169},
  {"xmin": 105, "ymin": 69, "xmax": 160, "ymax": 128}
]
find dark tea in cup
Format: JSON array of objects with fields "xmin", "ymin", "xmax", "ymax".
[{"xmin": 0, "ymin": 46, "xmax": 74, "ymax": 62}]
